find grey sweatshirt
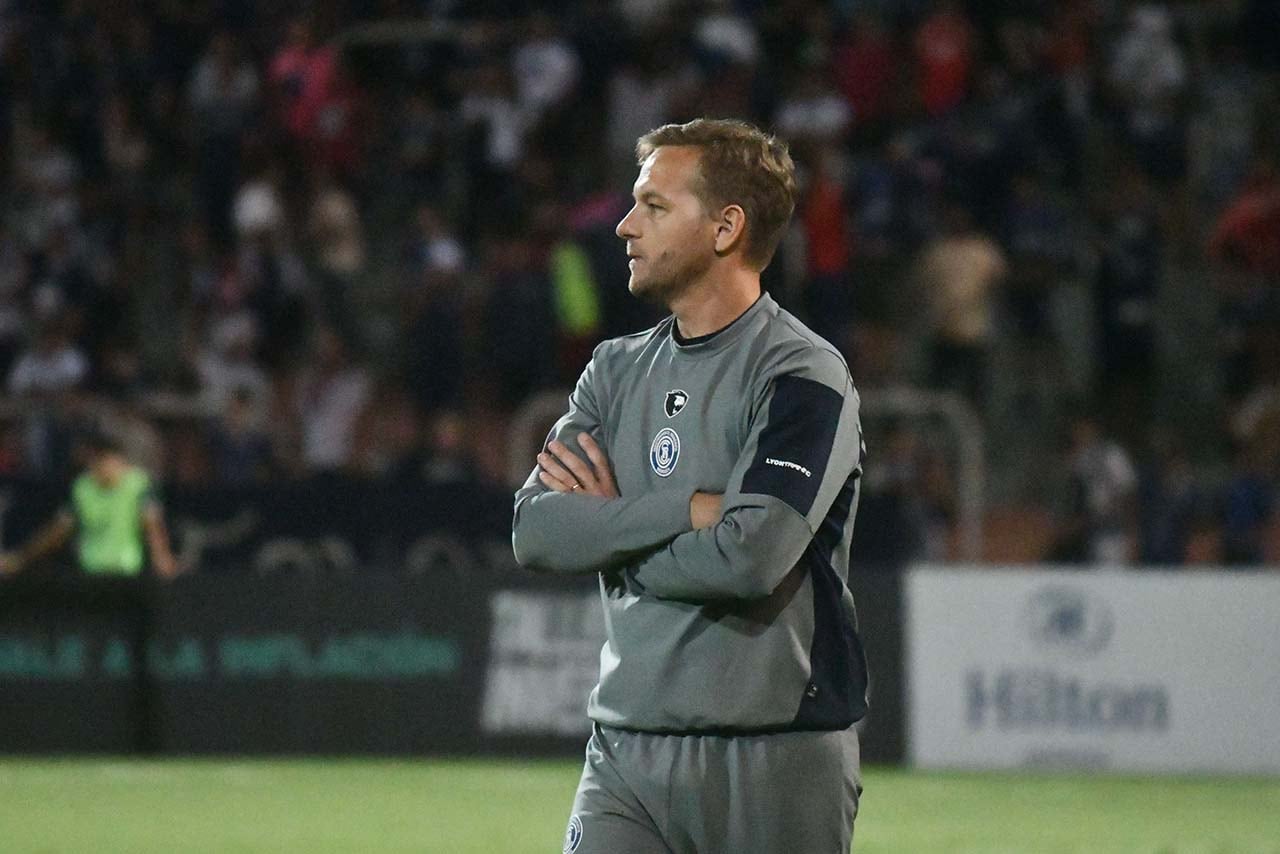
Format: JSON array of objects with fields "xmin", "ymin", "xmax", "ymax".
[{"xmin": 512, "ymin": 293, "xmax": 868, "ymax": 734}]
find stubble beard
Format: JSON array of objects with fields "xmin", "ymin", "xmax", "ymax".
[
  {"xmin": 628, "ymin": 250, "xmax": 710, "ymax": 308},
  {"xmin": 629, "ymin": 269, "xmax": 677, "ymax": 305}
]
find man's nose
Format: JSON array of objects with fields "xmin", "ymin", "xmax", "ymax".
[{"xmin": 616, "ymin": 206, "xmax": 639, "ymax": 239}]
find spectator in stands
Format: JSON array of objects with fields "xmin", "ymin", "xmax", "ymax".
[
  {"xmin": 395, "ymin": 90, "xmax": 452, "ymax": 202},
  {"xmin": 866, "ymin": 425, "xmax": 935, "ymax": 562},
  {"xmin": 305, "ymin": 54, "xmax": 368, "ymax": 180},
  {"xmin": 774, "ymin": 63, "xmax": 852, "ymax": 149},
  {"xmin": 408, "ymin": 205, "xmax": 466, "ymax": 286},
  {"xmin": 1107, "ymin": 4, "xmax": 1189, "ymax": 184},
  {"xmin": 1137, "ymin": 430, "xmax": 1202, "ymax": 565},
  {"xmin": 230, "ymin": 174, "xmax": 313, "ymax": 368},
  {"xmin": 1209, "ymin": 158, "xmax": 1280, "ymax": 401},
  {"xmin": 1055, "ymin": 412, "xmax": 1140, "ymax": 565},
  {"xmin": 14, "ymin": 124, "xmax": 80, "ymax": 249},
  {"xmin": 308, "ymin": 174, "xmax": 365, "ymax": 279},
  {"xmin": 188, "ymin": 30, "xmax": 260, "ymax": 244},
  {"xmin": 913, "ymin": 0, "xmax": 975, "ymax": 118},
  {"xmin": 1002, "ymin": 171, "xmax": 1076, "ymax": 352},
  {"xmin": 1231, "ymin": 373, "xmax": 1280, "ymax": 465},
  {"xmin": 1209, "ymin": 159, "xmax": 1280, "ymax": 277},
  {"xmin": 460, "ymin": 61, "xmax": 530, "ymax": 232},
  {"xmin": 100, "ymin": 94, "xmax": 151, "ymax": 201},
  {"xmin": 833, "ymin": 12, "xmax": 896, "ymax": 140},
  {"xmin": 403, "ymin": 205, "xmax": 466, "ymax": 415},
  {"xmin": 1095, "ymin": 165, "xmax": 1162, "ymax": 422},
  {"xmin": 5, "ymin": 312, "xmax": 88, "ymax": 477},
  {"xmin": 693, "ymin": 0, "xmax": 760, "ymax": 70},
  {"xmin": 1191, "ymin": 26, "xmax": 1258, "ymax": 209},
  {"xmin": 73, "ymin": 221, "xmax": 140, "ymax": 398},
  {"xmin": 293, "ymin": 324, "xmax": 371, "ymax": 474},
  {"xmin": 353, "ymin": 383, "xmax": 422, "ymax": 480},
  {"xmin": 1221, "ymin": 439, "xmax": 1276, "ymax": 566},
  {"xmin": 30, "ymin": 223, "xmax": 93, "ymax": 334},
  {"xmin": 306, "ymin": 172, "xmax": 366, "ymax": 319},
  {"xmin": 847, "ymin": 135, "xmax": 921, "ymax": 264},
  {"xmin": 541, "ymin": 201, "xmax": 603, "ymax": 381},
  {"xmin": 916, "ymin": 205, "xmax": 1007, "ymax": 406},
  {"xmin": 685, "ymin": 1, "xmax": 759, "ymax": 120},
  {"xmin": 477, "ymin": 231, "xmax": 555, "ymax": 407},
  {"xmin": 268, "ymin": 16, "xmax": 335, "ymax": 147},
  {"xmin": 420, "ymin": 410, "xmax": 479, "ymax": 486},
  {"xmin": 511, "ymin": 11, "xmax": 581, "ymax": 127},
  {"xmin": 798, "ymin": 145, "xmax": 855, "ymax": 352},
  {"xmin": 193, "ymin": 313, "xmax": 271, "ymax": 420},
  {"xmin": 1045, "ymin": 1, "xmax": 1096, "ymax": 94},
  {"xmin": 7, "ymin": 316, "xmax": 87, "ymax": 397},
  {"xmin": 208, "ymin": 386, "xmax": 275, "ymax": 486},
  {"xmin": 607, "ymin": 45, "xmax": 684, "ymax": 182}
]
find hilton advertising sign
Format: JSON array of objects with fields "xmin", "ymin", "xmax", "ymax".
[{"xmin": 905, "ymin": 566, "xmax": 1280, "ymax": 775}]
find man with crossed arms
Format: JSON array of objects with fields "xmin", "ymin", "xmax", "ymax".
[{"xmin": 513, "ymin": 118, "xmax": 868, "ymax": 854}]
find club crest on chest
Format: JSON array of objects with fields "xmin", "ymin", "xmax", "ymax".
[
  {"xmin": 664, "ymin": 389, "xmax": 689, "ymax": 418},
  {"xmin": 650, "ymin": 427, "xmax": 680, "ymax": 477}
]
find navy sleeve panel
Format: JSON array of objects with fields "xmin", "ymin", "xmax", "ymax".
[
  {"xmin": 741, "ymin": 375, "xmax": 843, "ymax": 519},
  {"xmin": 792, "ymin": 468, "xmax": 868, "ymax": 729}
]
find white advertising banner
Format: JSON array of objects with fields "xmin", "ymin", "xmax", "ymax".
[
  {"xmin": 481, "ymin": 590, "xmax": 603, "ymax": 737},
  {"xmin": 906, "ymin": 566, "xmax": 1280, "ymax": 774}
]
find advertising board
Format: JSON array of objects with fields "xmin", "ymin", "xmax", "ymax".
[{"xmin": 906, "ymin": 566, "xmax": 1280, "ymax": 774}]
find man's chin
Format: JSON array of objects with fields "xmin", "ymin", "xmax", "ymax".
[{"xmin": 629, "ymin": 275, "xmax": 669, "ymax": 304}]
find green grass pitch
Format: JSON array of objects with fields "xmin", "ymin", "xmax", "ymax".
[{"xmin": 1, "ymin": 758, "xmax": 1277, "ymax": 853}]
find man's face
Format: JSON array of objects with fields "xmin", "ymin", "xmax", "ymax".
[
  {"xmin": 616, "ymin": 146, "xmax": 718, "ymax": 304},
  {"xmin": 88, "ymin": 451, "xmax": 126, "ymax": 487}
]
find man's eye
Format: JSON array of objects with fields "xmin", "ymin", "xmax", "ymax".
[{"xmin": 648, "ymin": 203, "xmax": 664, "ymax": 212}]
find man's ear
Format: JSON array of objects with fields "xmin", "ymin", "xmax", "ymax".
[{"xmin": 714, "ymin": 205, "xmax": 747, "ymax": 256}]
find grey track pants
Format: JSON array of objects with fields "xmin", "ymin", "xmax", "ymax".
[{"xmin": 563, "ymin": 723, "xmax": 861, "ymax": 854}]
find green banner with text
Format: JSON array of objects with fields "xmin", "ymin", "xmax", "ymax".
[{"xmin": 0, "ymin": 575, "xmax": 482, "ymax": 754}]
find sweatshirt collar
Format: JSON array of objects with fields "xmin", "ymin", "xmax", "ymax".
[{"xmin": 669, "ymin": 292, "xmax": 770, "ymax": 356}]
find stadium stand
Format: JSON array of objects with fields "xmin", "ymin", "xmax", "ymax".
[{"xmin": 0, "ymin": 0, "xmax": 1275, "ymax": 568}]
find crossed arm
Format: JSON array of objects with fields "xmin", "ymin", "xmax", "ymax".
[
  {"xmin": 510, "ymin": 431, "xmax": 722, "ymax": 575},
  {"xmin": 536, "ymin": 433, "xmax": 722, "ymax": 528}
]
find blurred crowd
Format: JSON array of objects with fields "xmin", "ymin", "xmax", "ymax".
[{"xmin": 0, "ymin": 0, "xmax": 1277, "ymax": 565}]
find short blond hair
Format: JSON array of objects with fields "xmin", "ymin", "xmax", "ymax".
[{"xmin": 636, "ymin": 119, "xmax": 797, "ymax": 270}]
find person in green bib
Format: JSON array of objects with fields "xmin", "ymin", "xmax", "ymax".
[{"xmin": 0, "ymin": 430, "xmax": 179, "ymax": 579}]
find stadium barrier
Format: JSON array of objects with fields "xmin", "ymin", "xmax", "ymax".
[
  {"xmin": 905, "ymin": 564, "xmax": 1280, "ymax": 775},
  {"xmin": 0, "ymin": 472, "xmax": 907, "ymax": 759}
]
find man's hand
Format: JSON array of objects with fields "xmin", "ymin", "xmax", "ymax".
[
  {"xmin": 537, "ymin": 433, "xmax": 620, "ymax": 498},
  {"xmin": 690, "ymin": 492, "xmax": 723, "ymax": 529},
  {"xmin": 153, "ymin": 553, "xmax": 182, "ymax": 581}
]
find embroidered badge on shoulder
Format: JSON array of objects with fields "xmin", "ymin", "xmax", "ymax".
[
  {"xmin": 564, "ymin": 814, "xmax": 584, "ymax": 853},
  {"xmin": 650, "ymin": 428, "xmax": 680, "ymax": 477},
  {"xmin": 664, "ymin": 389, "xmax": 689, "ymax": 418}
]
